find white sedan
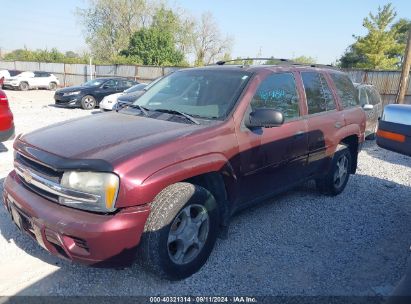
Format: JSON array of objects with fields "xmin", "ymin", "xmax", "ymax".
[
  {"xmin": 100, "ymin": 83, "xmax": 147, "ymax": 111},
  {"xmin": 99, "ymin": 92, "xmax": 124, "ymax": 111}
]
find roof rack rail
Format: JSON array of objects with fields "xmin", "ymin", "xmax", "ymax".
[
  {"xmin": 215, "ymin": 58, "xmax": 292, "ymax": 65},
  {"xmin": 214, "ymin": 58, "xmax": 339, "ymax": 70}
]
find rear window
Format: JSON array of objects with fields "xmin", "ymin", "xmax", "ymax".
[
  {"xmin": 301, "ymin": 72, "xmax": 336, "ymax": 115},
  {"xmin": 330, "ymin": 73, "xmax": 358, "ymax": 108}
]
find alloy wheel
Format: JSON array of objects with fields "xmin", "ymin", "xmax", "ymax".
[
  {"xmin": 167, "ymin": 204, "xmax": 210, "ymax": 265},
  {"xmin": 334, "ymin": 155, "xmax": 349, "ymax": 189}
]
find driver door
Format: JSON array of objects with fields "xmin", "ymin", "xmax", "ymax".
[
  {"xmin": 235, "ymin": 72, "xmax": 309, "ymax": 205},
  {"xmin": 95, "ymin": 79, "xmax": 119, "ymax": 102}
]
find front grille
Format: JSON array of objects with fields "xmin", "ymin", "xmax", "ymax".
[
  {"xmin": 16, "ymin": 153, "xmax": 62, "ymax": 183},
  {"xmin": 15, "ymin": 152, "xmax": 62, "ymax": 202}
]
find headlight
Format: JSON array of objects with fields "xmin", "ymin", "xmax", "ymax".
[
  {"xmin": 60, "ymin": 171, "xmax": 119, "ymax": 212},
  {"xmin": 63, "ymin": 91, "xmax": 80, "ymax": 96}
]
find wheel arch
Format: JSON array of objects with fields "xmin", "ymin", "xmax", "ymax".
[{"xmin": 340, "ymin": 134, "xmax": 359, "ymax": 174}]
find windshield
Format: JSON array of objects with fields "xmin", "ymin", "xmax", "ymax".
[
  {"xmin": 124, "ymin": 83, "xmax": 147, "ymax": 93},
  {"xmin": 82, "ymin": 79, "xmax": 105, "ymax": 87},
  {"xmin": 133, "ymin": 69, "xmax": 251, "ymax": 119}
]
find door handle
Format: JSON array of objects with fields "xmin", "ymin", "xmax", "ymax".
[{"xmin": 335, "ymin": 122, "xmax": 343, "ymax": 129}]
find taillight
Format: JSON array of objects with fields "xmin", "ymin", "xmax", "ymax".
[{"xmin": 0, "ymin": 90, "xmax": 9, "ymax": 107}]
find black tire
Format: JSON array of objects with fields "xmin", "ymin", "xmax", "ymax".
[
  {"xmin": 49, "ymin": 82, "xmax": 57, "ymax": 91},
  {"xmin": 366, "ymin": 123, "xmax": 377, "ymax": 140},
  {"xmin": 19, "ymin": 82, "xmax": 29, "ymax": 91},
  {"xmin": 316, "ymin": 145, "xmax": 352, "ymax": 196},
  {"xmin": 81, "ymin": 95, "xmax": 96, "ymax": 110},
  {"xmin": 139, "ymin": 182, "xmax": 220, "ymax": 280}
]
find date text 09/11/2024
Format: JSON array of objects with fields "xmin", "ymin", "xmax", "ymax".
[{"xmin": 149, "ymin": 296, "xmax": 258, "ymax": 303}]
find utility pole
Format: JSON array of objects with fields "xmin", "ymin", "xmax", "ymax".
[{"xmin": 396, "ymin": 25, "xmax": 411, "ymax": 104}]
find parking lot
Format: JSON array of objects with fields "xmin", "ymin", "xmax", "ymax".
[{"xmin": 0, "ymin": 89, "xmax": 410, "ymax": 296}]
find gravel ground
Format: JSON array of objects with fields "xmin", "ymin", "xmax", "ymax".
[{"xmin": 0, "ymin": 89, "xmax": 410, "ymax": 296}]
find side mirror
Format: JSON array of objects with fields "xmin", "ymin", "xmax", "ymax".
[
  {"xmin": 101, "ymin": 84, "xmax": 110, "ymax": 89},
  {"xmin": 245, "ymin": 108, "xmax": 284, "ymax": 128},
  {"xmin": 363, "ymin": 104, "xmax": 374, "ymax": 111}
]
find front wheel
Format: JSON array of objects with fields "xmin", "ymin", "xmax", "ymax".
[
  {"xmin": 316, "ymin": 145, "xmax": 352, "ymax": 196},
  {"xmin": 81, "ymin": 95, "xmax": 96, "ymax": 110},
  {"xmin": 139, "ymin": 183, "xmax": 220, "ymax": 280}
]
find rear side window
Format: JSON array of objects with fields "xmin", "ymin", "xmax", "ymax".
[
  {"xmin": 366, "ymin": 87, "xmax": 381, "ymax": 105},
  {"xmin": 330, "ymin": 73, "xmax": 358, "ymax": 108},
  {"xmin": 358, "ymin": 87, "xmax": 368, "ymax": 106},
  {"xmin": 301, "ymin": 72, "xmax": 336, "ymax": 114},
  {"xmin": 251, "ymin": 73, "xmax": 300, "ymax": 121}
]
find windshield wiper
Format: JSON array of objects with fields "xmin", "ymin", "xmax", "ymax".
[
  {"xmin": 116, "ymin": 102, "xmax": 149, "ymax": 116},
  {"xmin": 153, "ymin": 108, "xmax": 200, "ymax": 125}
]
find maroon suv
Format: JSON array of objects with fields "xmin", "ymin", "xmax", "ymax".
[{"xmin": 3, "ymin": 62, "xmax": 366, "ymax": 279}]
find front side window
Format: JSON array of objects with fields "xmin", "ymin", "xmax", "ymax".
[
  {"xmin": 104, "ymin": 79, "xmax": 118, "ymax": 88},
  {"xmin": 134, "ymin": 69, "xmax": 251, "ymax": 119},
  {"xmin": 250, "ymin": 73, "xmax": 300, "ymax": 121},
  {"xmin": 301, "ymin": 72, "xmax": 336, "ymax": 114},
  {"xmin": 330, "ymin": 73, "xmax": 358, "ymax": 108}
]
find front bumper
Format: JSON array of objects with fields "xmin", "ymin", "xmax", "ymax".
[
  {"xmin": 54, "ymin": 94, "xmax": 82, "ymax": 108},
  {"xmin": 0, "ymin": 125, "xmax": 15, "ymax": 142},
  {"xmin": 3, "ymin": 171, "xmax": 151, "ymax": 265},
  {"xmin": 2, "ymin": 83, "xmax": 19, "ymax": 89}
]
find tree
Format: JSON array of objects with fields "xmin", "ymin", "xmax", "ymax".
[
  {"xmin": 121, "ymin": 27, "xmax": 184, "ymax": 66},
  {"xmin": 292, "ymin": 56, "xmax": 316, "ymax": 64},
  {"xmin": 339, "ymin": 4, "xmax": 407, "ymax": 69},
  {"xmin": 193, "ymin": 12, "xmax": 233, "ymax": 66},
  {"xmin": 76, "ymin": 0, "xmax": 152, "ymax": 62}
]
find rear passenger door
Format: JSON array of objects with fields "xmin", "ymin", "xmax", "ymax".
[{"xmin": 300, "ymin": 71, "xmax": 345, "ymax": 176}]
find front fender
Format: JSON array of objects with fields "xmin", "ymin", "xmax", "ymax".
[{"xmin": 116, "ymin": 153, "xmax": 236, "ymax": 208}]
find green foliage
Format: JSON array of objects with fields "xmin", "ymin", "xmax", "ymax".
[
  {"xmin": 339, "ymin": 3, "xmax": 410, "ymax": 69},
  {"xmin": 292, "ymin": 56, "xmax": 317, "ymax": 64},
  {"xmin": 3, "ymin": 48, "xmax": 88, "ymax": 63},
  {"xmin": 121, "ymin": 27, "xmax": 184, "ymax": 66}
]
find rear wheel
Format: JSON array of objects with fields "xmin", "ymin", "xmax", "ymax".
[
  {"xmin": 81, "ymin": 95, "xmax": 96, "ymax": 110},
  {"xmin": 139, "ymin": 183, "xmax": 220, "ymax": 280},
  {"xmin": 316, "ymin": 145, "xmax": 352, "ymax": 196},
  {"xmin": 19, "ymin": 82, "xmax": 29, "ymax": 91}
]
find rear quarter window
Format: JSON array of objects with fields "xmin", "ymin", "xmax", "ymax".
[{"xmin": 330, "ymin": 73, "xmax": 359, "ymax": 108}]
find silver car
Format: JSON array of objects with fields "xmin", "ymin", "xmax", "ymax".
[{"xmin": 354, "ymin": 83, "xmax": 383, "ymax": 139}]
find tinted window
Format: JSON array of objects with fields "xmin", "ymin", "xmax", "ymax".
[
  {"xmin": 9, "ymin": 70, "xmax": 21, "ymax": 77},
  {"xmin": 104, "ymin": 79, "xmax": 118, "ymax": 88},
  {"xmin": 301, "ymin": 72, "xmax": 336, "ymax": 114},
  {"xmin": 330, "ymin": 73, "xmax": 358, "ymax": 108},
  {"xmin": 358, "ymin": 87, "xmax": 368, "ymax": 106},
  {"xmin": 251, "ymin": 73, "xmax": 300, "ymax": 120},
  {"xmin": 366, "ymin": 87, "xmax": 381, "ymax": 105}
]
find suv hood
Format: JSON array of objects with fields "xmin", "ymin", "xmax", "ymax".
[{"xmin": 20, "ymin": 112, "xmax": 204, "ymax": 164}]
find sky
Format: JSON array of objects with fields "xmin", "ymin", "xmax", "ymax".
[{"xmin": 0, "ymin": 0, "xmax": 410, "ymax": 64}]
